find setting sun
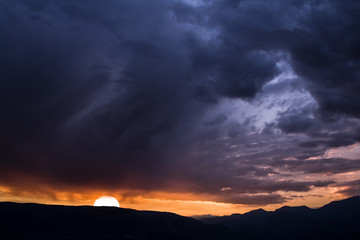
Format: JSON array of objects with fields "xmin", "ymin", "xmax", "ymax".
[{"xmin": 94, "ymin": 196, "xmax": 120, "ymax": 207}]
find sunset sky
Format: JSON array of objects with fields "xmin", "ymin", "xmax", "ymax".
[{"xmin": 1, "ymin": 0, "xmax": 360, "ymax": 216}]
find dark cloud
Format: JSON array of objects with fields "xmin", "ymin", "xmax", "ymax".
[
  {"xmin": 216, "ymin": 193, "xmax": 287, "ymax": 205},
  {"xmin": 0, "ymin": 0, "xmax": 360, "ymax": 205},
  {"xmin": 203, "ymin": 114, "xmax": 227, "ymax": 126},
  {"xmin": 288, "ymin": 0, "xmax": 360, "ymax": 118},
  {"xmin": 270, "ymin": 158, "xmax": 360, "ymax": 175},
  {"xmin": 175, "ymin": 0, "xmax": 360, "ymax": 118},
  {"xmin": 277, "ymin": 105, "xmax": 317, "ymax": 134}
]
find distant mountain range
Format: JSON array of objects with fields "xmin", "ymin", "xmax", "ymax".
[
  {"xmin": 1, "ymin": 196, "xmax": 360, "ymax": 240},
  {"xmin": 201, "ymin": 196, "xmax": 360, "ymax": 240}
]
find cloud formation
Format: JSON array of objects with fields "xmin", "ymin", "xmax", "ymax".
[{"xmin": 0, "ymin": 0, "xmax": 359, "ymax": 206}]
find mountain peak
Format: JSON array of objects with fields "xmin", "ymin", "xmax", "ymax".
[
  {"xmin": 275, "ymin": 205, "xmax": 312, "ymax": 215},
  {"xmin": 244, "ymin": 208, "xmax": 268, "ymax": 215}
]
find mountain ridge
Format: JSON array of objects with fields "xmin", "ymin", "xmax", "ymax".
[
  {"xmin": 0, "ymin": 201, "xmax": 245, "ymax": 240},
  {"xmin": 1, "ymin": 196, "xmax": 360, "ymax": 240},
  {"xmin": 200, "ymin": 196, "xmax": 360, "ymax": 240}
]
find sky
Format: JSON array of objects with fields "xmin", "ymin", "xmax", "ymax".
[{"xmin": 0, "ymin": 0, "xmax": 360, "ymax": 216}]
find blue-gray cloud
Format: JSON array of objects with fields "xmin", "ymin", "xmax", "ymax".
[{"xmin": 0, "ymin": 0, "xmax": 359, "ymax": 205}]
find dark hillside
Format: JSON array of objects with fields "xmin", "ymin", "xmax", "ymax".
[
  {"xmin": 201, "ymin": 196, "xmax": 360, "ymax": 240},
  {"xmin": 0, "ymin": 202, "xmax": 240, "ymax": 240}
]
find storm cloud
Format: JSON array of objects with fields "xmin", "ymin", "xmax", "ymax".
[{"xmin": 0, "ymin": 0, "xmax": 360, "ymax": 206}]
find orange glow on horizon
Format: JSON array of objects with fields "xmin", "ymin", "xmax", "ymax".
[{"xmin": 0, "ymin": 183, "xmax": 350, "ymax": 216}]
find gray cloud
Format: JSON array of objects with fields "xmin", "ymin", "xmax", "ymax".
[
  {"xmin": 0, "ymin": 0, "xmax": 360, "ymax": 205},
  {"xmin": 216, "ymin": 193, "xmax": 287, "ymax": 205},
  {"xmin": 270, "ymin": 158, "xmax": 360, "ymax": 175}
]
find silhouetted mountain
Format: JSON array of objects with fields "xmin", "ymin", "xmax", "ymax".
[
  {"xmin": 0, "ymin": 202, "xmax": 242, "ymax": 240},
  {"xmin": 275, "ymin": 205, "xmax": 312, "ymax": 215},
  {"xmin": 316, "ymin": 196, "xmax": 360, "ymax": 218},
  {"xmin": 1, "ymin": 196, "xmax": 360, "ymax": 240},
  {"xmin": 201, "ymin": 196, "xmax": 360, "ymax": 240},
  {"xmin": 203, "ymin": 208, "xmax": 271, "ymax": 227}
]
